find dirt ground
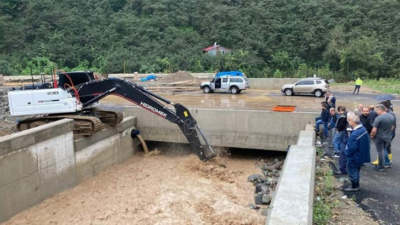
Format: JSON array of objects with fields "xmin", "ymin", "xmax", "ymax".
[
  {"xmin": 315, "ymin": 156, "xmax": 378, "ymax": 225},
  {"xmin": 3, "ymin": 145, "xmax": 266, "ymax": 225},
  {"xmin": 0, "ymin": 120, "xmax": 16, "ymax": 137}
]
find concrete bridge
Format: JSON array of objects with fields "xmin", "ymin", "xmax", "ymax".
[{"xmin": 124, "ymin": 106, "xmax": 318, "ymax": 151}]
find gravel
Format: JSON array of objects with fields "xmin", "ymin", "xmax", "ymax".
[
  {"xmin": 0, "ymin": 89, "xmax": 10, "ymax": 120},
  {"xmin": 160, "ymin": 71, "xmax": 198, "ymax": 83}
]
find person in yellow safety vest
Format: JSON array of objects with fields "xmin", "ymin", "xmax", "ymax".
[{"xmin": 353, "ymin": 77, "xmax": 363, "ymax": 94}]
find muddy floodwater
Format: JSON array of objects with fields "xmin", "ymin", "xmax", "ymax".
[{"xmin": 4, "ymin": 146, "xmax": 266, "ymax": 225}]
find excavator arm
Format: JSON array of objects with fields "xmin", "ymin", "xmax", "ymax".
[{"xmin": 75, "ymin": 78, "xmax": 216, "ymax": 161}]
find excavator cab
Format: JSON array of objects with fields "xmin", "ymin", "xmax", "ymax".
[
  {"xmin": 58, "ymin": 71, "xmax": 97, "ymax": 104},
  {"xmin": 58, "ymin": 71, "xmax": 95, "ymax": 88}
]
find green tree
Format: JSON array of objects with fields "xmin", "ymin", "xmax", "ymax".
[{"xmin": 340, "ymin": 35, "xmax": 384, "ymax": 79}]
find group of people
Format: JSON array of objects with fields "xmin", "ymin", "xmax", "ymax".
[{"xmin": 315, "ymin": 91, "xmax": 396, "ymax": 192}]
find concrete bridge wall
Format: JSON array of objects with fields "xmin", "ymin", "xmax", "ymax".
[
  {"xmin": 124, "ymin": 106, "xmax": 318, "ymax": 151},
  {"xmin": 0, "ymin": 117, "xmax": 138, "ymax": 223}
]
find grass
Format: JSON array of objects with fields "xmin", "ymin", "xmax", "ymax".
[
  {"xmin": 364, "ymin": 78, "xmax": 400, "ymax": 94},
  {"xmin": 330, "ymin": 78, "xmax": 400, "ymax": 94},
  {"xmin": 314, "ymin": 200, "xmax": 335, "ymax": 224},
  {"xmin": 314, "ymin": 169, "xmax": 337, "ymax": 224},
  {"xmin": 316, "ymin": 147, "xmax": 324, "ymax": 156}
]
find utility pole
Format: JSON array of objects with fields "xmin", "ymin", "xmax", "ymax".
[{"xmin": 123, "ymin": 58, "xmax": 126, "ymax": 74}]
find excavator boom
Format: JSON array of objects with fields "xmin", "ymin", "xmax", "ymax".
[{"xmin": 75, "ymin": 78, "xmax": 216, "ymax": 161}]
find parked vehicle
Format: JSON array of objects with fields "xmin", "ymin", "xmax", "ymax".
[
  {"xmin": 281, "ymin": 77, "xmax": 329, "ymax": 97},
  {"xmin": 201, "ymin": 75, "xmax": 249, "ymax": 94}
]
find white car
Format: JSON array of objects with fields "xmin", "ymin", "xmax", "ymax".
[
  {"xmin": 200, "ymin": 75, "xmax": 249, "ymax": 94},
  {"xmin": 281, "ymin": 78, "xmax": 329, "ymax": 97}
]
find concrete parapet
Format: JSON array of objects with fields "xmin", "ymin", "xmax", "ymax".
[
  {"xmin": 74, "ymin": 116, "xmax": 139, "ymax": 183},
  {"xmin": 0, "ymin": 117, "xmax": 140, "ymax": 223},
  {"xmin": 266, "ymin": 126, "xmax": 316, "ymax": 225},
  {"xmin": 248, "ymin": 78, "xmax": 299, "ymax": 90},
  {"xmin": 296, "ymin": 130, "xmax": 316, "ymax": 147},
  {"xmin": 0, "ymin": 119, "xmax": 76, "ymax": 223},
  {"xmin": 123, "ymin": 106, "xmax": 317, "ymax": 151}
]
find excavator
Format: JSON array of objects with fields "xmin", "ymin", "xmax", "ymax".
[{"xmin": 7, "ymin": 71, "xmax": 216, "ymax": 161}]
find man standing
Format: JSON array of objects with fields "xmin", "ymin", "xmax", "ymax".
[
  {"xmin": 360, "ymin": 107, "xmax": 373, "ymax": 134},
  {"xmin": 344, "ymin": 115, "xmax": 371, "ymax": 191},
  {"xmin": 333, "ymin": 106, "xmax": 349, "ymax": 174},
  {"xmin": 370, "ymin": 105, "xmax": 395, "ymax": 172},
  {"xmin": 324, "ymin": 91, "xmax": 332, "ymax": 110},
  {"xmin": 381, "ymin": 100, "xmax": 396, "ymax": 165},
  {"xmin": 353, "ymin": 77, "xmax": 362, "ymax": 94},
  {"xmin": 354, "ymin": 104, "xmax": 363, "ymax": 116},
  {"xmin": 369, "ymin": 105, "xmax": 378, "ymax": 124},
  {"xmin": 329, "ymin": 108, "xmax": 339, "ymax": 148},
  {"xmin": 328, "ymin": 93, "xmax": 336, "ymax": 109},
  {"xmin": 315, "ymin": 104, "xmax": 330, "ymax": 139}
]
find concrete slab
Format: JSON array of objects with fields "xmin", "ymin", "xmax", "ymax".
[
  {"xmin": 267, "ymin": 145, "xmax": 316, "ymax": 225},
  {"xmin": 296, "ymin": 130, "xmax": 315, "ymax": 146}
]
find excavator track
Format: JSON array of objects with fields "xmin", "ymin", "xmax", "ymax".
[
  {"xmin": 17, "ymin": 115, "xmax": 104, "ymax": 136},
  {"xmin": 89, "ymin": 108, "xmax": 124, "ymax": 125},
  {"xmin": 16, "ymin": 109, "xmax": 124, "ymax": 136}
]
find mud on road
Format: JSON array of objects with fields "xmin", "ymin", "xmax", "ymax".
[{"xmin": 3, "ymin": 144, "xmax": 270, "ymax": 225}]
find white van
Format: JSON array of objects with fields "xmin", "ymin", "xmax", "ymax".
[{"xmin": 200, "ymin": 75, "xmax": 249, "ymax": 94}]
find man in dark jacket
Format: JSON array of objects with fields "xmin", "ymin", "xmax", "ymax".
[
  {"xmin": 360, "ymin": 107, "xmax": 373, "ymax": 134},
  {"xmin": 324, "ymin": 91, "xmax": 331, "ymax": 109},
  {"xmin": 369, "ymin": 105, "xmax": 378, "ymax": 123},
  {"xmin": 328, "ymin": 108, "xmax": 339, "ymax": 148},
  {"xmin": 327, "ymin": 93, "xmax": 336, "ymax": 109},
  {"xmin": 315, "ymin": 104, "xmax": 330, "ymax": 138},
  {"xmin": 333, "ymin": 106, "xmax": 350, "ymax": 175},
  {"xmin": 344, "ymin": 115, "xmax": 371, "ymax": 191}
]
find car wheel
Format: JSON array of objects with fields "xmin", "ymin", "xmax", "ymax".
[
  {"xmin": 203, "ymin": 86, "xmax": 211, "ymax": 93},
  {"xmin": 314, "ymin": 89, "xmax": 323, "ymax": 97},
  {"xmin": 231, "ymin": 86, "xmax": 239, "ymax": 94},
  {"xmin": 284, "ymin": 88, "xmax": 293, "ymax": 96}
]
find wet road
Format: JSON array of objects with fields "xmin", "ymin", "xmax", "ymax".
[{"xmin": 101, "ymin": 89, "xmax": 389, "ymax": 113}]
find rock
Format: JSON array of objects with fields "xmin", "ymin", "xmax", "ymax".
[
  {"xmin": 261, "ymin": 208, "xmax": 269, "ymax": 216},
  {"xmin": 275, "ymin": 161, "xmax": 284, "ymax": 170},
  {"xmin": 256, "ymin": 183, "xmax": 270, "ymax": 194},
  {"xmin": 274, "ymin": 158, "xmax": 279, "ymax": 162},
  {"xmin": 247, "ymin": 174, "xmax": 262, "ymax": 183},
  {"xmin": 247, "ymin": 203, "xmax": 260, "ymax": 210},
  {"xmin": 261, "ymin": 194, "xmax": 271, "ymax": 204},
  {"xmin": 270, "ymin": 178, "xmax": 278, "ymax": 185},
  {"xmin": 254, "ymin": 194, "xmax": 263, "ymax": 205},
  {"xmin": 266, "ymin": 161, "xmax": 275, "ymax": 166},
  {"xmin": 261, "ymin": 164, "xmax": 276, "ymax": 171},
  {"xmin": 262, "ymin": 170, "xmax": 269, "ymax": 176}
]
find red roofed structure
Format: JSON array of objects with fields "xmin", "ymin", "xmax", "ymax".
[{"xmin": 202, "ymin": 42, "xmax": 231, "ymax": 56}]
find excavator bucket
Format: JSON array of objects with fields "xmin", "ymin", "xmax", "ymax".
[{"xmin": 174, "ymin": 104, "xmax": 216, "ymax": 161}]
